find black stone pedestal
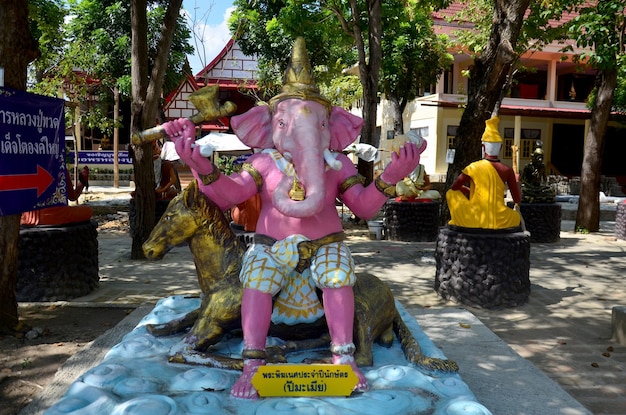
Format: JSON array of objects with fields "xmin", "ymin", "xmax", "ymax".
[
  {"xmin": 382, "ymin": 200, "xmax": 440, "ymax": 242},
  {"xmin": 616, "ymin": 203, "xmax": 626, "ymax": 241},
  {"xmin": 17, "ymin": 220, "xmax": 99, "ymax": 301},
  {"xmin": 434, "ymin": 226, "xmax": 530, "ymax": 309},
  {"xmin": 519, "ymin": 203, "xmax": 561, "ymax": 243}
]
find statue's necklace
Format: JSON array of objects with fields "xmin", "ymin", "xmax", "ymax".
[
  {"xmin": 289, "ymin": 177, "xmax": 306, "ymax": 201},
  {"xmin": 265, "ymin": 149, "xmax": 306, "ymax": 201}
]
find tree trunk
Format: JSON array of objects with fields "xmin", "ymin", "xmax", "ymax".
[
  {"xmin": 358, "ymin": 81, "xmax": 377, "ymax": 183},
  {"xmin": 387, "ymin": 94, "xmax": 404, "ymax": 135},
  {"xmin": 352, "ymin": 0, "xmax": 382, "ymax": 185},
  {"xmin": 575, "ymin": 68, "xmax": 617, "ymax": 232},
  {"xmin": 129, "ymin": 0, "xmax": 182, "ymax": 259},
  {"xmin": 130, "ymin": 0, "xmax": 155, "ymax": 259},
  {"xmin": 0, "ymin": 0, "xmax": 40, "ymax": 333},
  {"xmin": 440, "ymin": 0, "xmax": 531, "ymax": 224},
  {"xmin": 0, "ymin": 216, "xmax": 20, "ymax": 333},
  {"xmin": 330, "ymin": 0, "xmax": 382, "ymax": 185},
  {"xmin": 113, "ymin": 86, "xmax": 120, "ymax": 188}
]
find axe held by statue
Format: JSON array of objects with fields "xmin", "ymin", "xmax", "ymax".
[{"xmin": 130, "ymin": 85, "xmax": 237, "ymax": 154}]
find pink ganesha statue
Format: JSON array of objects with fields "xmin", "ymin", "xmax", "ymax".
[{"xmin": 162, "ymin": 37, "xmax": 425, "ymax": 399}]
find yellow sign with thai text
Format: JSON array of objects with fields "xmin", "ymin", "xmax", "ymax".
[{"xmin": 251, "ymin": 364, "xmax": 358, "ymax": 397}]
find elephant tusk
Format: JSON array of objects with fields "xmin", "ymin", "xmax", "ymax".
[{"xmin": 323, "ymin": 149, "xmax": 342, "ymax": 171}]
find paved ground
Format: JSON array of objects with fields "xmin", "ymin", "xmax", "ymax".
[{"xmin": 29, "ymin": 187, "xmax": 626, "ymax": 414}]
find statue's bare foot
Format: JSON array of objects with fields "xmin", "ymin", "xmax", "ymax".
[
  {"xmin": 230, "ymin": 359, "xmax": 264, "ymax": 399},
  {"xmin": 332, "ymin": 353, "xmax": 368, "ymax": 391}
]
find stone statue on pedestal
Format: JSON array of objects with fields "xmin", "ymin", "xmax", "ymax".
[{"xmin": 520, "ymin": 141, "xmax": 556, "ymax": 203}]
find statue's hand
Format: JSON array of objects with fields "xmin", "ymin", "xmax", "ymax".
[
  {"xmin": 163, "ymin": 118, "xmax": 214, "ymax": 175},
  {"xmin": 380, "ymin": 140, "xmax": 426, "ymax": 184}
]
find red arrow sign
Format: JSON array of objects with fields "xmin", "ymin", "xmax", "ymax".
[{"xmin": 0, "ymin": 165, "xmax": 55, "ymax": 197}]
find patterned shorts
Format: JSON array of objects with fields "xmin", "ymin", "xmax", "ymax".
[
  {"xmin": 239, "ymin": 238, "xmax": 356, "ymax": 324},
  {"xmin": 240, "ymin": 240, "xmax": 356, "ymax": 294}
]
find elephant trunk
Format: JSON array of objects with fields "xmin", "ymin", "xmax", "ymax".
[{"xmin": 273, "ymin": 147, "xmax": 326, "ymax": 218}]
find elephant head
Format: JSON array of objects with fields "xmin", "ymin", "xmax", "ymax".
[{"xmin": 230, "ymin": 37, "xmax": 363, "ymax": 218}]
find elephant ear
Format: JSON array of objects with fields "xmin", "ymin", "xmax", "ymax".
[
  {"xmin": 328, "ymin": 106, "xmax": 364, "ymax": 151},
  {"xmin": 231, "ymin": 105, "xmax": 274, "ymax": 149}
]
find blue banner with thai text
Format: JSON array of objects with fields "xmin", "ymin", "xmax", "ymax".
[
  {"xmin": 0, "ymin": 87, "xmax": 66, "ymax": 216},
  {"xmin": 68, "ymin": 150, "xmax": 133, "ymax": 165}
]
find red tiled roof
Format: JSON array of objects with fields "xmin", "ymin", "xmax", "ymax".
[
  {"xmin": 432, "ymin": 1, "xmax": 473, "ymax": 28},
  {"xmin": 432, "ymin": 1, "xmax": 467, "ymax": 20},
  {"xmin": 499, "ymin": 104, "xmax": 590, "ymax": 120},
  {"xmin": 433, "ymin": 1, "xmax": 595, "ymax": 30}
]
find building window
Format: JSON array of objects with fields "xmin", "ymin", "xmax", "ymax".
[
  {"xmin": 521, "ymin": 139, "xmax": 534, "ymax": 158},
  {"xmin": 504, "ymin": 138, "xmax": 513, "ymax": 158},
  {"xmin": 410, "ymin": 126, "xmax": 429, "ymax": 140},
  {"xmin": 443, "ymin": 70, "xmax": 453, "ymax": 94},
  {"xmin": 503, "ymin": 128, "xmax": 541, "ymax": 158},
  {"xmin": 447, "ymin": 125, "xmax": 458, "ymax": 149},
  {"xmin": 418, "ymin": 84, "xmax": 436, "ymax": 97}
]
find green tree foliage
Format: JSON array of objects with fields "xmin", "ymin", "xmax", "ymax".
[
  {"xmin": 230, "ymin": 0, "xmax": 452, "ymax": 184},
  {"xmin": 566, "ymin": 0, "xmax": 624, "ymax": 70},
  {"xmin": 64, "ymin": 0, "xmax": 192, "ymax": 94},
  {"xmin": 449, "ymin": 0, "xmax": 582, "ymax": 106},
  {"xmin": 28, "ymin": 0, "xmax": 65, "ymax": 83},
  {"xmin": 612, "ymin": 57, "xmax": 626, "ymax": 113},
  {"xmin": 319, "ymin": 75, "xmax": 363, "ymax": 110},
  {"xmin": 380, "ymin": 0, "xmax": 453, "ymax": 134},
  {"xmin": 229, "ymin": 0, "xmax": 382, "ymax": 184},
  {"xmin": 31, "ymin": 0, "xmax": 192, "ymax": 136},
  {"xmin": 229, "ymin": 0, "xmax": 355, "ymax": 101}
]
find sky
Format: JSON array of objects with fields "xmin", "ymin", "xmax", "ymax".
[{"xmin": 181, "ymin": 0, "xmax": 236, "ymax": 75}]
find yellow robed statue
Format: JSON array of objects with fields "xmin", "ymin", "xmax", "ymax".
[{"xmin": 446, "ymin": 117, "xmax": 521, "ymax": 229}]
